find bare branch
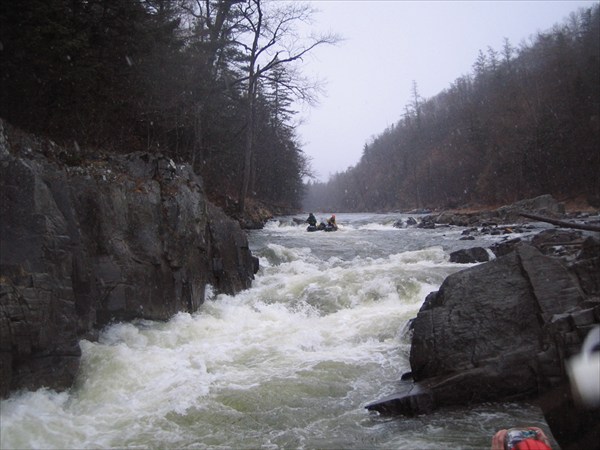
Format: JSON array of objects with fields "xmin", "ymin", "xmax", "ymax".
[
  {"xmin": 234, "ymin": 0, "xmax": 340, "ymax": 213},
  {"xmin": 519, "ymin": 212, "xmax": 600, "ymax": 232}
]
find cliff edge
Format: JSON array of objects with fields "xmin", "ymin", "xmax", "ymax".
[{"xmin": 0, "ymin": 119, "xmax": 258, "ymax": 397}]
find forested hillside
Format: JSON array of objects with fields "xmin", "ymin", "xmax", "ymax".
[
  {"xmin": 0, "ymin": 0, "xmax": 335, "ymax": 216},
  {"xmin": 304, "ymin": 5, "xmax": 599, "ymax": 212}
]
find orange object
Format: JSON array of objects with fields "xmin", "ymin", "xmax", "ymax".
[{"xmin": 513, "ymin": 438, "xmax": 552, "ymax": 450}]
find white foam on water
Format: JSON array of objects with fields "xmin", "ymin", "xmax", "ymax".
[
  {"xmin": 356, "ymin": 222, "xmax": 399, "ymax": 231},
  {"xmin": 3, "ymin": 244, "xmax": 449, "ymax": 448}
]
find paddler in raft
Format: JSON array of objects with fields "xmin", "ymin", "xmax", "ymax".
[
  {"xmin": 325, "ymin": 214, "xmax": 338, "ymax": 231},
  {"xmin": 305, "ymin": 213, "xmax": 318, "ymax": 232}
]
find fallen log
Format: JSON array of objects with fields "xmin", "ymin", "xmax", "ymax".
[{"xmin": 519, "ymin": 212, "xmax": 600, "ymax": 232}]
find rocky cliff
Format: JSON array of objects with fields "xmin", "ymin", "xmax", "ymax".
[{"xmin": 0, "ymin": 119, "xmax": 258, "ymax": 398}]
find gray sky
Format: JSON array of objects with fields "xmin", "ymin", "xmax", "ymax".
[{"xmin": 294, "ymin": 0, "xmax": 598, "ymax": 182}]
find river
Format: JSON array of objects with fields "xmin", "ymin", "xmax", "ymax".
[{"xmin": 0, "ymin": 213, "xmax": 556, "ymax": 449}]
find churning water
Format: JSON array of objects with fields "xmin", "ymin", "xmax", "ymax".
[{"xmin": 1, "ymin": 213, "xmax": 554, "ymax": 449}]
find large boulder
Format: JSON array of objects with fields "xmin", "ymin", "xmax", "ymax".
[
  {"xmin": 367, "ymin": 239, "xmax": 600, "ymax": 449},
  {"xmin": 0, "ymin": 119, "xmax": 257, "ymax": 397},
  {"xmin": 411, "ymin": 245, "xmax": 555, "ymax": 402}
]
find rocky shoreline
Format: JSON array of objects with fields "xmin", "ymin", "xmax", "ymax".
[{"xmin": 368, "ymin": 197, "xmax": 600, "ymax": 450}]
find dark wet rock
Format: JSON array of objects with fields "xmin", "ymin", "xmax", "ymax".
[
  {"xmin": 397, "ymin": 217, "xmax": 419, "ymax": 228},
  {"xmin": 371, "ymin": 239, "xmax": 600, "ymax": 450},
  {"xmin": 366, "ymin": 383, "xmax": 435, "ymax": 416},
  {"xmin": 489, "ymin": 238, "xmax": 522, "ymax": 257},
  {"xmin": 419, "ymin": 291, "xmax": 443, "ymax": 312},
  {"xmin": 392, "ymin": 219, "xmax": 404, "ymax": 228},
  {"xmin": 400, "ymin": 371, "xmax": 414, "ymax": 381},
  {"xmin": 578, "ymin": 235, "xmax": 600, "ymax": 261},
  {"xmin": 0, "ymin": 119, "xmax": 257, "ymax": 397},
  {"xmin": 409, "ymin": 246, "xmax": 550, "ymax": 398},
  {"xmin": 531, "ymin": 229, "xmax": 584, "ymax": 248},
  {"xmin": 449, "ymin": 247, "xmax": 489, "ymax": 263},
  {"xmin": 406, "ymin": 217, "xmax": 418, "ymax": 226},
  {"xmin": 569, "ymin": 236, "xmax": 600, "ymax": 299},
  {"xmin": 417, "ymin": 216, "xmax": 436, "ymax": 229}
]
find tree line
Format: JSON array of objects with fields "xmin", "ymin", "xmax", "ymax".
[
  {"xmin": 0, "ymin": 0, "xmax": 336, "ymax": 215},
  {"xmin": 304, "ymin": 5, "xmax": 599, "ymax": 213}
]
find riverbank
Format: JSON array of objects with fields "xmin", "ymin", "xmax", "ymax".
[
  {"xmin": 367, "ymin": 209, "xmax": 600, "ymax": 450},
  {"xmin": 418, "ymin": 194, "xmax": 599, "ymax": 228}
]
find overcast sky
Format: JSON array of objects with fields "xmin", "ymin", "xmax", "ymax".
[{"xmin": 293, "ymin": 0, "xmax": 598, "ymax": 182}]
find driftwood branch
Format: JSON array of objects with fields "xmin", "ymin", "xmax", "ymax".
[{"xmin": 519, "ymin": 212, "xmax": 600, "ymax": 232}]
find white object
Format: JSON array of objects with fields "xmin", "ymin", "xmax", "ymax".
[{"xmin": 567, "ymin": 325, "xmax": 600, "ymax": 409}]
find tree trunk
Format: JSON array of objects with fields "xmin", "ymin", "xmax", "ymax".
[
  {"xmin": 239, "ymin": 74, "xmax": 256, "ymax": 215},
  {"xmin": 519, "ymin": 212, "xmax": 600, "ymax": 232}
]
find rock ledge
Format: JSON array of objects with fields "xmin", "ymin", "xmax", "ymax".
[{"xmin": 0, "ymin": 119, "xmax": 258, "ymax": 397}]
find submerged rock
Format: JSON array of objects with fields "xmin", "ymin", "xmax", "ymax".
[
  {"xmin": 448, "ymin": 247, "xmax": 490, "ymax": 263},
  {"xmin": 365, "ymin": 382, "xmax": 435, "ymax": 416},
  {"xmin": 0, "ymin": 119, "xmax": 257, "ymax": 397}
]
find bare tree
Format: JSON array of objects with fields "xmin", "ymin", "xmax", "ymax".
[
  {"xmin": 232, "ymin": 0, "xmax": 339, "ymax": 214},
  {"xmin": 174, "ymin": 0, "xmax": 244, "ymax": 169}
]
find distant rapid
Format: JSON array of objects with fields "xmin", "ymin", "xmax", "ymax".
[{"xmin": 0, "ymin": 213, "xmax": 552, "ymax": 449}]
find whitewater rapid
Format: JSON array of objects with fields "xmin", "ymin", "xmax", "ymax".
[{"xmin": 1, "ymin": 213, "xmax": 553, "ymax": 449}]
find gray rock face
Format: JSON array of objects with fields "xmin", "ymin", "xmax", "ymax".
[
  {"xmin": 405, "ymin": 240, "xmax": 599, "ymax": 404},
  {"xmin": 0, "ymin": 119, "xmax": 257, "ymax": 397},
  {"xmin": 411, "ymin": 247, "xmax": 546, "ymax": 402}
]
